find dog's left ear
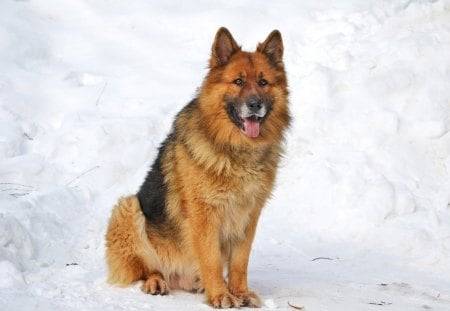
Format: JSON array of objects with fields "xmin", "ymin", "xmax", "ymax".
[
  {"xmin": 257, "ymin": 30, "xmax": 284, "ymax": 68},
  {"xmin": 210, "ymin": 27, "xmax": 241, "ymax": 68}
]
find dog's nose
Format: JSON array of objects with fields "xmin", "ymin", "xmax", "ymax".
[{"xmin": 246, "ymin": 97, "xmax": 263, "ymax": 113}]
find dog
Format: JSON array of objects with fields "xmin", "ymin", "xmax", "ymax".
[{"xmin": 105, "ymin": 27, "xmax": 290, "ymax": 308}]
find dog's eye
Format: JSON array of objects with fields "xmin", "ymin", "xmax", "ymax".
[
  {"xmin": 258, "ymin": 79, "xmax": 268, "ymax": 87},
  {"xmin": 234, "ymin": 78, "xmax": 244, "ymax": 86}
]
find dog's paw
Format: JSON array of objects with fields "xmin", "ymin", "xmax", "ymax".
[
  {"xmin": 209, "ymin": 291, "xmax": 242, "ymax": 309},
  {"xmin": 233, "ymin": 291, "xmax": 261, "ymax": 308},
  {"xmin": 192, "ymin": 276, "xmax": 204, "ymax": 293},
  {"xmin": 141, "ymin": 273, "xmax": 169, "ymax": 295}
]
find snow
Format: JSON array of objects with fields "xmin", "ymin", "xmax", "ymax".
[{"xmin": 1, "ymin": 0, "xmax": 450, "ymax": 310}]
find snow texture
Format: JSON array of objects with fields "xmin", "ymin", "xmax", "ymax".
[{"xmin": 1, "ymin": 0, "xmax": 449, "ymax": 310}]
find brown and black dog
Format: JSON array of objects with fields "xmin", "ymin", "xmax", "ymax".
[{"xmin": 105, "ymin": 27, "xmax": 290, "ymax": 308}]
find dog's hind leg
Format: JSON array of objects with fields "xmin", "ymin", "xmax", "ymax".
[{"xmin": 105, "ymin": 196, "xmax": 155, "ymax": 285}]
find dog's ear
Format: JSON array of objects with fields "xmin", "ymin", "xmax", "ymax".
[
  {"xmin": 257, "ymin": 30, "xmax": 284, "ymax": 68},
  {"xmin": 210, "ymin": 27, "xmax": 240, "ymax": 68}
]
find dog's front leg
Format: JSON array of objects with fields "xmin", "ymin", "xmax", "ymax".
[
  {"xmin": 190, "ymin": 205, "xmax": 241, "ymax": 308},
  {"xmin": 227, "ymin": 208, "xmax": 262, "ymax": 308}
]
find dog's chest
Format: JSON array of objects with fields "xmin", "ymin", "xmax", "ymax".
[
  {"xmin": 207, "ymin": 164, "xmax": 268, "ymax": 241},
  {"xmin": 220, "ymin": 203, "xmax": 253, "ymax": 242},
  {"xmin": 205, "ymin": 160, "xmax": 266, "ymax": 206}
]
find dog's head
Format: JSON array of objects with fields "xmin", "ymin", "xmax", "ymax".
[{"xmin": 199, "ymin": 27, "xmax": 290, "ymax": 147}]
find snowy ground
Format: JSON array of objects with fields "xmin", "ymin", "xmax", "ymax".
[{"xmin": 1, "ymin": 0, "xmax": 450, "ymax": 310}]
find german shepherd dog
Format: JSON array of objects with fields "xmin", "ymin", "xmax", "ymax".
[{"xmin": 105, "ymin": 27, "xmax": 290, "ymax": 308}]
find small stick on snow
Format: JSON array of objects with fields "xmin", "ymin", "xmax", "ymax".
[
  {"xmin": 288, "ymin": 301, "xmax": 305, "ymax": 310},
  {"xmin": 1, "ymin": 183, "xmax": 33, "ymax": 198},
  {"xmin": 66, "ymin": 166, "xmax": 100, "ymax": 186},
  {"xmin": 311, "ymin": 257, "xmax": 333, "ymax": 261},
  {"xmin": 96, "ymin": 81, "xmax": 108, "ymax": 106},
  {"xmin": 0, "ymin": 182, "xmax": 33, "ymax": 188}
]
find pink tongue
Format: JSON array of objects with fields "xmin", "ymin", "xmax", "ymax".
[{"xmin": 243, "ymin": 117, "xmax": 260, "ymax": 138}]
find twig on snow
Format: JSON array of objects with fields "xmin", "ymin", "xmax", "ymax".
[
  {"xmin": 96, "ymin": 81, "xmax": 108, "ymax": 106},
  {"xmin": 288, "ymin": 301, "xmax": 305, "ymax": 310},
  {"xmin": 0, "ymin": 182, "xmax": 33, "ymax": 188},
  {"xmin": 0, "ymin": 183, "xmax": 33, "ymax": 198},
  {"xmin": 311, "ymin": 257, "xmax": 333, "ymax": 261},
  {"xmin": 66, "ymin": 166, "xmax": 100, "ymax": 186},
  {"xmin": 368, "ymin": 301, "xmax": 392, "ymax": 306}
]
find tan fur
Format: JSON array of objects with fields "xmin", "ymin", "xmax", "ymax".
[{"xmin": 105, "ymin": 27, "xmax": 290, "ymax": 308}]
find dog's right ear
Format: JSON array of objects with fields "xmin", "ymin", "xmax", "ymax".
[{"xmin": 210, "ymin": 27, "xmax": 240, "ymax": 68}]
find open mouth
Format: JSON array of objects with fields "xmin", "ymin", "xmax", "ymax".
[
  {"xmin": 228, "ymin": 105, "xmax": 262, "ymax": 138},
  {"xmin": 241, "ymin": 115, "xmax": 261, "ymax": 138}
]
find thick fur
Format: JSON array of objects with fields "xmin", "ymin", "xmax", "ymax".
[{"xmin": 105, "ymin": 27, "xmax": 290, "ymax": 308}]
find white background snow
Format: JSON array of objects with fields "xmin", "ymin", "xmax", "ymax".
[{"xmin": 1, "ymin": 0, "xmax": 449, "ymax": 310}]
